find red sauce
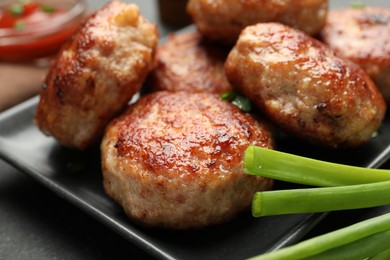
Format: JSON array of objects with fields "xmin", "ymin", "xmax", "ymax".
[{"xmin": 0, "ymin": 1, "xmax": 84, "ymax": 62}]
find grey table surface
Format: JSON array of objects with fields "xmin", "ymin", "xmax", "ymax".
[{"xmin": 1, "ymin": 0, "xmax": 390, "ymax": 259}]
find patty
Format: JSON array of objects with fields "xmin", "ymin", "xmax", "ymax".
[
  {"xmin": 320, "ymin": 7, "xmax": 390, "ymax": 102},
  {"xmin": 101, "ymin": 91, "xmax": 273, "ymax": 229},
  {"xmin": 187, "ymin": 0, "xmax": 328, "ymax": 44},
  {"xmin": 225, "ymin": 22, "xmax": 386, "ymax": 148},
  {"xmin": 35, "ymin": 1, "xmax": 158, "ymax": 150},
  {"xmin": 146, "ymin": 32, "xmax": 233, "ymax": 94}
]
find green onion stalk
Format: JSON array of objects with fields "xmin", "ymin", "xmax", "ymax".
[
  {"xmin": 221, "ymin": 91, "xmax": 252, "ymax": 112},
  {"xmin": 249, "ymin": 213, "xmax": 390, "ymax": 260},
  {"xmin": 252, "ymin": 180, "xmax": 390, "ymax": 217},
  {"xmin": 369, "ymin": 247, "xmax": 390, "ymax": 260},
  {"xmin": 244, "ymin": 145, "xmax": 390, "ymax": 187},
  {"xmin": 308, "ymin": 231, "xmax": 390, "ymax": 260}
]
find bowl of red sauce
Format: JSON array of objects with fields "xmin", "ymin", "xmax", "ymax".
[{"xmin": 0, "ymin": 0, "xmax": 87, "ymax": 62}]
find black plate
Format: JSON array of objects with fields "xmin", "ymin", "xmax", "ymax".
[{"xmin": 0, "ymin": 95, "xmax": 389, "ymax": 259}]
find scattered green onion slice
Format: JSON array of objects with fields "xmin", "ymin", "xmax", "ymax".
[
  {"xmin": 9, "ymin": 4, "xmax": 23, "ymax": 16},
  {"xmin": 13, "ymin": 20, "xmax": 25, "ymax": 31},
  {"xmin": 41, "ymin": 5, "xmax": 55, "ymax": 13},
  {"xmin": 244, "ymin": 145, "xmax": 390, "ymax": 187},
  {"xmin": 252, "ymin": 180, "xmax": 390, "ymax": 217},
  {"xmin": 220, "ymin": 90, "xmax": 237, "ymax": 102},
  {"xmin": 221, "ymin": 91, "xmax": 252, "ymax": 112},
  {"xmin": 232, "ymin": 95, "xmax": 252, "ymax": 112},
  {"xmin": 248, "ymin": 213, "xmax": 390, "ymax": 260}
]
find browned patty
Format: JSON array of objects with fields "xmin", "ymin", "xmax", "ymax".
[
  {"xmin": 320, "ymin": 7, "xmax": 390, "ymax": 102},
  {"xmin": 225, "ymin": 22, "xmax": 386, "ymax": 148},
  {"xmin": 187, "ymin": 0, "xmax": 328, "ymax": 44},
  {"xmin": 101, "ymin": 91, "xmax": 273, "ymax": 229},
  {"xmin": 35, "ymin": 1, "xmax": 158, "ymax": 150},
  {"xmin": 146, "ymin": 32, "xmax": 233, "ymax": 94}
]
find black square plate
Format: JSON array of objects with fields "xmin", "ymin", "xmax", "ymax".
[{"xmin": 0, "ymin": 95, "xmax": 389, "ymax": 259}]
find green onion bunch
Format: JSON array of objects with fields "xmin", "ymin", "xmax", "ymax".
[{"xmin": 244, "ymin": 145, "xmax": 390, "ymax": 259}]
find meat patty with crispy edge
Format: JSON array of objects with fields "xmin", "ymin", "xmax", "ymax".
[
  {"xmin": 101, "ymin": 91, "xmax": 273, "ymax": 229},
  {"xmin": 146, "ymin": 31, "xmax": 233, "ymax": 94},
  {"xmin": 187, "ymin": 0, "xmax": 328, "ymax": 45},
  {"xmin": 35, "ymin": 1, "xmax": 158, "ymax": 150},
  {"xmin": 225, "ymin": 22, "xmax": 386, "ymax": 148},
  {"xmin": 320, "ymin": 7, "xmax": 390, "ymax": 102}
]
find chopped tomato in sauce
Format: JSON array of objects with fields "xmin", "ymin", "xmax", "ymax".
[
  {"xmin": 0, "ymin": 1, "xmax": 62, "ymax": 30},
  {"xmin": 0, "ymin": 1, "xmax": 82, "ymax": 62}
]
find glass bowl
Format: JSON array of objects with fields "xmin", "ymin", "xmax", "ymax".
[{"xmin": 0, "ymin": 0, "xmax": 87, "ymax": 62}]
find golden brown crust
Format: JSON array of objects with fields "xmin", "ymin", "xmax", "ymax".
[
  {"xmin": 146, "ymin": 32, "xmax": 233, "ymax": 94},
  {"xmin": 35, "ymin": 1, "xmax": 158, "ymax": 150},
  {"xmin": 225, "ymin": 22, "xmax": 386, "ymax": 148},
  {"xmin": 187, "ymin": 0, "xmax": 328, "ymax": 44},
  {"xmin": 101, "ymin": 91, "xmax": 273, "ymax": 229},
  {"xmin": 320, "ymin": 7, "xmax": 390, "ymax": 102}
]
